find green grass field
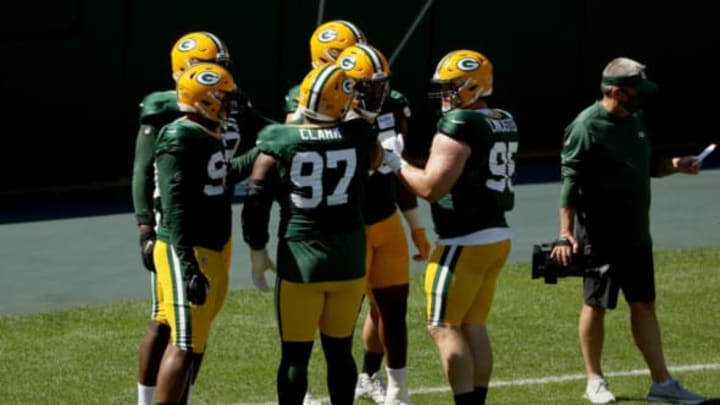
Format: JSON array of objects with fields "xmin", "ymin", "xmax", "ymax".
[{"xmin": 1, "ymin": 247, "xmax": 718, "ymax": 405}]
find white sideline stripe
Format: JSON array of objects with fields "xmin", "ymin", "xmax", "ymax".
[{"xmin": 233, "ymin": 363, "xmax": 720, "ymax": 405}]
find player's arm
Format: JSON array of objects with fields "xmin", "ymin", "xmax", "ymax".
[
  {"xmin": 156, "ymin": 147, "xmax": 208, "ymax": 303},
  {"xmin": 228, "ymin": 146, "xmax": 261, "ymax": 184},
  {"xmin": 241, "ymin": 152, "xmax": 277, "ymax": 291},
  {"xmin": 131, "ymin": 124, "xmax": 158, "ymax": 230},
  {"xmin": 234, "ymin": 90, "xmax": 277, "ymax": 156},
  {"xmin": 283, "ymin": 85, "xmax": 302, "ymax": 124},
  {"xmin": 131, "ymin": 123, "xmax": 160, "ymax": 271},
  {"xmin": 397, "ymin": 180, "xmax": 430, "ymax": 260},
  {"xmin": 242, "ymin": 152, "xmax": 276, "ymax": 250},
  {"xmin": 390, "ymin": 132, "xmax": 469, "ymax": 203}
]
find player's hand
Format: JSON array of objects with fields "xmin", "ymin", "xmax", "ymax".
[
  {"xmin": 380, "ymin": 133, "xmax": 404, "ymax": 157},
  {"xmin": 550, "ymin": 235, "xmax": 578, "ymax": 267},
  {"xmin": 673, "ymin": 156, "xmax": 701, "ymax": 174},
  {"xmin": 250, "ymin": 248, "xmax": 275, "ymax": 292},
  {"xmin": 139, "ymin": 229, "xmax": 156, "ymax": 272},
  {"xmin": 411, "ymin": 228, "xmax": 430, "ymax": 261},
  {"xmin": 184, "ymin": 268, "xmax": 209, "ymax": 305},
  {"xmin": 382, "ymin": 149, "xmax": 405, "ymax": 173}
]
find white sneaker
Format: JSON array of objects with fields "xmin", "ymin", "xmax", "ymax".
[
  {"xmin": 583, "ymin": 376, "xmax": 616, "ymax": 404},
  {"xmin": 355, "ymin": 372, "xmax": 386, "ymax": 404},
  {"xmin": 647, "ymin": 379, "xmax": 705, "ymax": 404},
  {"xmin": 303, "ymin": 386, "xmax": 322, "ymax": 405},
  {"xmin": 384, "ymin": 396, "xmax": 414, "ymax": 405}
]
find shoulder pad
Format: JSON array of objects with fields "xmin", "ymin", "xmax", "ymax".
[{"xmin": 139, "ymin": 90, "xmax": 180, "ymax": 123}]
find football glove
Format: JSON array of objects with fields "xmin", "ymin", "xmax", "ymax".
[
  {"xmin": 184, "ymin": 267, "xmax": 209, "ymax": 305},
  {"xmin": 382, "ymin": 149, "xmax": 406, "ymax": 173},
  {"xmin": 139, "ymin": 230, "xmax": 156, "ymax": 272},
  {"xmin": 250, "ymin": 248, "xmax": 275, "ymax": 292},
  {"xmin": 380, "ymin": 133, "xmax": 404, "ymax": 157}
]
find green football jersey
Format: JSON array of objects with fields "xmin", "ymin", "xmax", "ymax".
[
  {"xmin": 255, "ymin": 118, "xmax": 377, "ymax": 282},
  {"xmin": 132, "ymin": 90, "xmax": 182, "ymax": 226},
  {"xmin": 561, "ymin": 101, "xmax": 652, "ymax": 247},
  {"xmin": 283, "ymin": 84, "xmax": 301, "ymax": 114},
  {"xmin": 364, "ymin": 90, "xmax": 412, "ymax": 225},
  {"xmin": 155, "ymin": 119, "xmax": 233, "ymax": 275},
  {"xmin": 431, "ymin": 108, "xmax": 518, "ymax": 239}
]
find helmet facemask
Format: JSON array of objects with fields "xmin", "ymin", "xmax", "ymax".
[{"xmin": 355, "ymin": 77, "xmax": 389, "ymax": 118}]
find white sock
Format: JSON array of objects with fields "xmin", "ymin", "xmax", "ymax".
[
  {"xmin": 137, "ymin": 383, "xmax": 155, "ymax": 405},
  {"xmin": 386, "ymin": 367, "xmax": 408, "ymax": 398}
]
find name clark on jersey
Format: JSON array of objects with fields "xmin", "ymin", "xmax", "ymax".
[{"xmin": 299, "ymin": 128, "xmax": 342, "ymax": 141}]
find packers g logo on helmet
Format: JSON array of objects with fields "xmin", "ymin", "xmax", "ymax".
[
  {"xmin": 318, "ymin": 28, "xmax": 339, "ymax": 43},
  {"xmin": 196, "ymin": 71, "xmax": 221, "ymax": 86},
  {"xmin": 338, "ymin": 55, "xmax": 357, "ymax": 71},
  {"xmin": 457, "ymin": 57, "xmax": 480, "ymax": 72},
  {"xmin": 176, "ymin": 63, "xmax": 237, "ymax": 122},
  {"xmin": 342, "ymin": 78, "xmax": 355, "ymax": 94},
  {"xmin": 178, "ymin": 38, "xmax": 197, "ymax": 52}
]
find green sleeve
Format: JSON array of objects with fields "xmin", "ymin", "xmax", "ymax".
[
  {"xmin": 228, "ymin": 146, "xmax": 261, "ymax": 183},
  {"xmin": 437, "ymin": 109, "xmax": 475, "ymax": 144},
  {"xmin": 559, "ymin": 122, "xmax": 590, "ymax": 207},
  {"xmin": 131, "ymin": 124, "xmax": 158, "ymax": 226},
  {"xmin": 283, "ymin": 85, "xmax": 301, "ymax": 114},
  {"xmin": 155, "ymin": 148, "xmax": 199, "ymax": 277}
]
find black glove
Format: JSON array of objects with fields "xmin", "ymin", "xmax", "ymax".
[
  {"xmin": 184, "ymin": 268, "xmax": 209, "ymax": 305},
  {"xmin": 139, "ymin": 231, "xmax": 156, "ymax": 272}
]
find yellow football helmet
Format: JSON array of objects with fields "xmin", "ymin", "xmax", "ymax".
[
  {"xmin": 310, "ymin": 20, "xmax": 367, "ymax": 68},
  {"xmin": 337, "ymin": 43, "xmax": 391, "ymax": 117},
  {"xmin": 297, "ymin": 65, "xmax": 356, "ymax": 122},
  {"xmin": 171, "ymin": 31, "xmax": 231, "ymax": 81},
  {"xmin": 176, "ymin": 63, "xmax": 237, "ymax": 122},
  {"xmin": 432, "ymin": 49, "xmax": 493, "ymax": 112}
]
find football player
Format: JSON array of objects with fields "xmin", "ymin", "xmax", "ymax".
[
  {"xmin": 152, "ymin": 62, "xmax": 237, "ymax": 405},
  {"xmin": 131, "ymin": 31, "xmax": 272, "ymax": 405},
  {"xmin": 337, "ymin": 43, "xmax": 429, "ymax": 405},
  {"xmin": 242, "ymin": 64, "xmax": 382, "ymax": 405},
  {"xmin": 278, "ymin": 20, "xmax": 367, "ymax": 405},
  {"xmin": 383, "ymin": 50, "xmax": 518, "ymax": 405}
]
